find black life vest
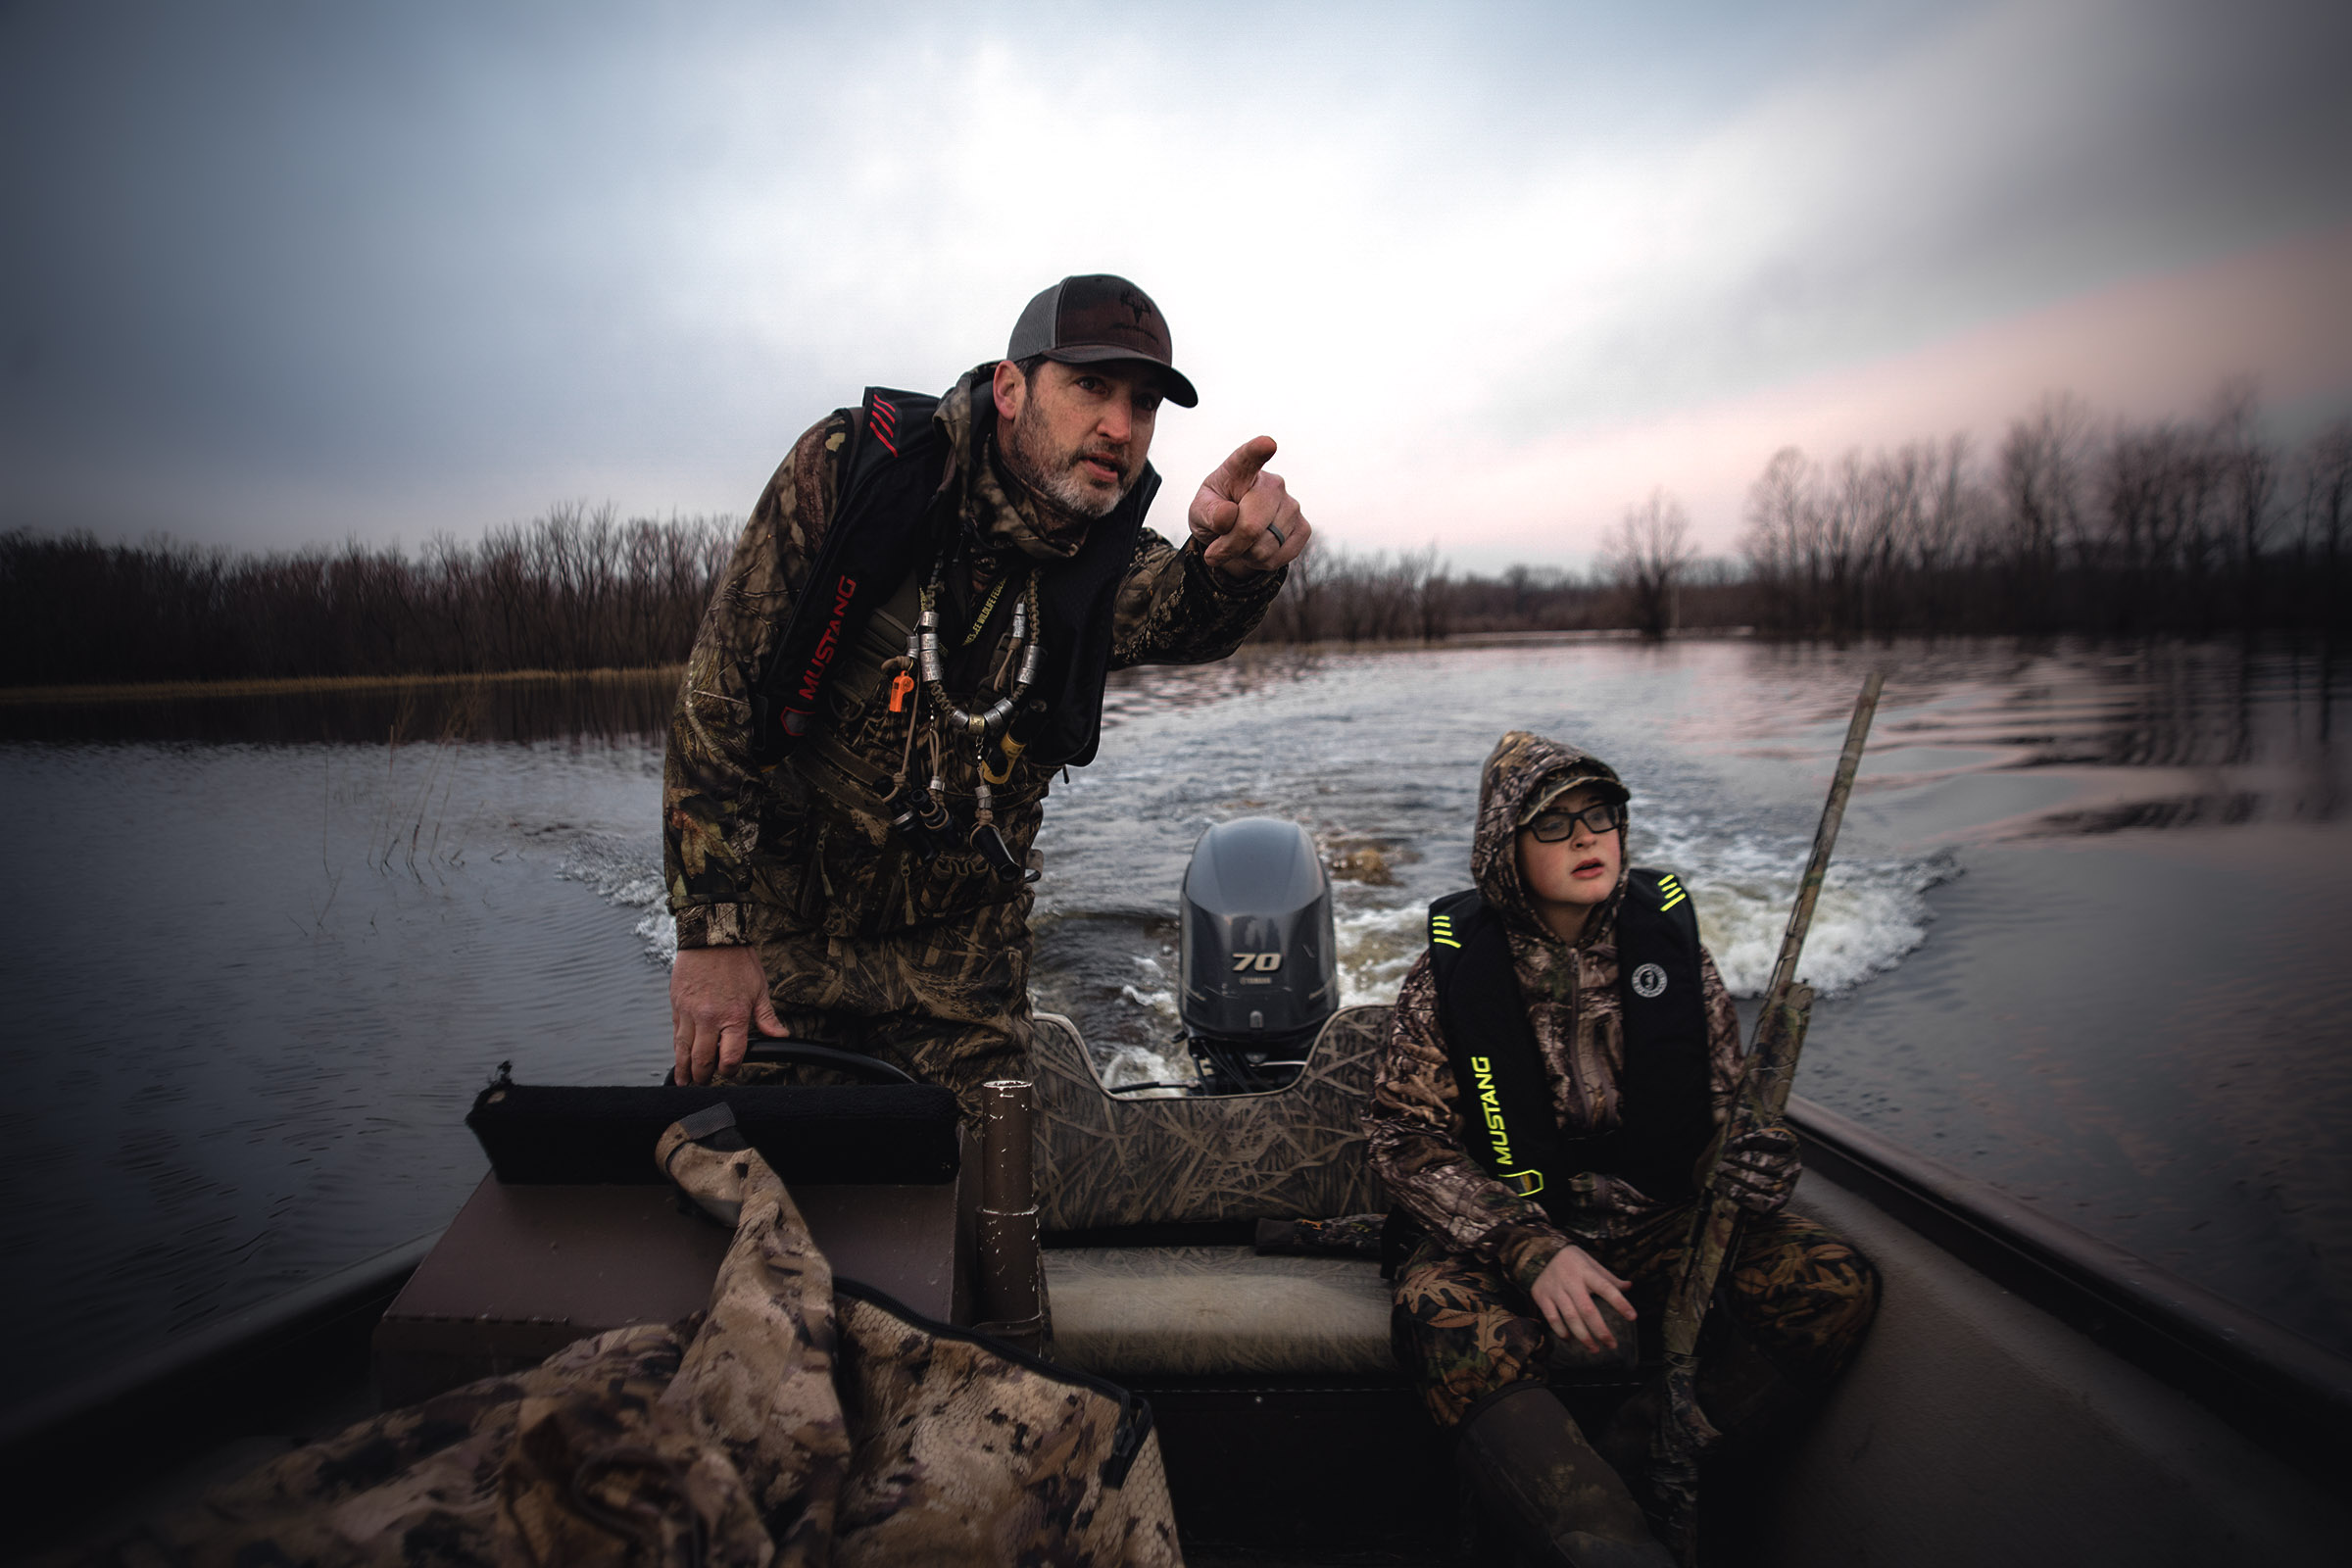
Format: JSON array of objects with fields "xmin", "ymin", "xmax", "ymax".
[
  {"xmin": 1426, "ymin": 869, "xmax": 1714, "ymax": 1225},
  {"xmin": 744, "ymin": 383, "xmax": 1160, "ymax": 772}
]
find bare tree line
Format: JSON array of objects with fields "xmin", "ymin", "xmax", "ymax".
[
  {"xmin": 0, "ymin": 504, "xmax": 736, "ymax": 686},
  {"xmin": 1243, "ymin": 384, "xmax": 2350, "ymax": 647},
  {"xmin": 9, "ymin": 383, "xmax": 2347, "ymax": 688},
  {"xmin": 1740, "ymin": 385, "xmax": 2352, "ymax": 642}
]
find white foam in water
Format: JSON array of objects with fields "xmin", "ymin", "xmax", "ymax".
[
  {"xmin": 1337, "ymin": 903, "xmax": 1431, "ymax": 1006},
  {"xmin": 1100, "ymin": 1042, "xmax": 1196, "ymax": 1097},
  {"xmin": 1644, "ymin": 825, "xmax": 1958, "ymax": 997},
  {"xmin": 558, "ymin": 834, "xmax": 676, "ymax": 963},
  {"xmin": 1118, "ymin": 981, "xmax": 1178, "ymax": 1020},
  {"xmin": 1324, "ymin": 843, "xmax": 1953, "ymax": 1006},
  {"xmin": 552, "ymin": 804, "xmax": 1955, "ymax": 1014},
  {"xmin": 638, "ymin": 906, "xmax": 679, "ymax": 965}
]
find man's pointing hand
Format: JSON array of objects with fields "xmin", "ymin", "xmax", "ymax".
[{"xmin": 1190, "ymin": 435, "xmax": 1310, "ymax": 580}]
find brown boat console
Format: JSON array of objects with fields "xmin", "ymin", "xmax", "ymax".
[{"xmin": 373, "ymin": 1080, "xmax": 980, "ymax": 1405}]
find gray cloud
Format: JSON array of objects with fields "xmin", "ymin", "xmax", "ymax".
[
  {"xmin": 1506, "ymin": 0, "xmax": 2352, "ymax": 428},
  {"xmin": 2, "ymin": 0, "xmax": 2345, "ymax": 553}
]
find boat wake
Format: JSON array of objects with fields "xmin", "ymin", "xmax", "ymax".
[{"xmin": 558, "ymin": 832, "xmax": 675, "ymax": 962}]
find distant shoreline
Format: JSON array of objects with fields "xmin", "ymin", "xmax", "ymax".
[
  {"xmin": 3, "ymin": 634, "xmax": 1780, "ymax": 705},
  {"xmin": 0, "ymin": 664, "xmax": 685, "ymax": 708}
]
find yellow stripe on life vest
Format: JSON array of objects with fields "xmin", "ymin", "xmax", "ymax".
[{"xmin": 1657, "ymin": 874, "xmax": 1688, "ymax": 913}]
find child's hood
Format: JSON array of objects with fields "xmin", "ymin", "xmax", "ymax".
[{"xmin": 1470, "ymin": 730, "xmax": 1633, "ymax": 946}]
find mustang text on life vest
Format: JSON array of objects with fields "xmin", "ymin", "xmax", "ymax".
[
  {"xmin": 1470, "ymin": 1054, "xmax": 1512, "ymax": 1166},
  {"xmin": 783, "ymin": 573, "xmax": 859, "ymax": 733}
]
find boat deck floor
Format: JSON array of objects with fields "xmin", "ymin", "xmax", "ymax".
[{"xmin": 9, "ymin": 1365, "xmax": 380, "ymax": 1564}]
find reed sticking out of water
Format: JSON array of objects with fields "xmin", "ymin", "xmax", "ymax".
[{"xmin": 373, "ymin": 687, "xmax": 486, "ymax": 883}]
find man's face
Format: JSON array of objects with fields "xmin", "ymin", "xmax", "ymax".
[{"xmin": 994, "ymin": 359, "xmax": 1161, "ymax": 520}]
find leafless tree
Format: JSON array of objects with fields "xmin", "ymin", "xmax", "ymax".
[
  {"xmin": 1997, "ymin": 392, "xmax": 2091, "ymax": 633},
  {"xmin": 1605, "ymin": 488, "xmax": 1697, "ymax": 640},
  {"xmin": 1409, "ymin": 543, "xmax": 1453, "ymax": 642},
  {"xmin": 2298, "ymin": 421, "xmax": 2352, "ymax": 635},
  {"xmin": 1910, "ymin": 434, "xmax": 1977, "ymax": 634},
  {"xmin": 2209, "ymin": 378, "xmax": 2278, "ymax": 629},
  {"xmin": 1741, "ymin": 447, "xmax": 1819, "ymax": 634}
]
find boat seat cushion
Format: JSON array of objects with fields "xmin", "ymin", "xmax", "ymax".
[
  {"xmin": 1045, "ymin": 1245, "xmax": 1398, "ymax": 1380},
  {"xmin": 1043, "ymin": 1243, "xmax": 1644, "ymax": 1385}
]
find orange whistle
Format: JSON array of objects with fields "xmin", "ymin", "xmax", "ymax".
[{"xmin": 889, "ymin": 672, "xmax": 914, "ymax": 712}]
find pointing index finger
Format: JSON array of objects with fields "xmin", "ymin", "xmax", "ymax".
[{"xmin": 1205, "ymin": 436, "xmax": 1278, "ymax": 502}]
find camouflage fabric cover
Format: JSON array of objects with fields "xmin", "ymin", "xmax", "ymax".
[
  {"xmin": 1030, "ymin": 1006, "xmax": 1391, "ymax": 1232},
  {"xmin": 64, "ymin": 1120, "xmax": 1177, "ymax": 1567}
]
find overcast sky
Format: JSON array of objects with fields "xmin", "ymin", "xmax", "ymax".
[{"xmin": 3, "ymin": 0, "xmax": 2347, "ymax": 569}]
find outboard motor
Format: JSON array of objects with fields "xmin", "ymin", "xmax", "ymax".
[{"xmin": 1178, "ymin": 817, "xmax": 1339, "ymax": 1092}]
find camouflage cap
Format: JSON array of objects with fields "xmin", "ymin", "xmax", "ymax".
[
  {"xmin": 1519, "ymin": 770, "xmax": 1631, "ymax": 826},
  {"xmin": 1007, "ymin": 274, "xmax": 1199, "ymax": 408}
]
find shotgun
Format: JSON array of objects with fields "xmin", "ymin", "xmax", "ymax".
[{"xmin": 1651, "ymin": 670, "xmax": 1885, "ymax": 1565}]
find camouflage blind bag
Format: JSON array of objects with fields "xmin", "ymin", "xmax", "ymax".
[{"xmin": 60, "ymin": 1116, "xmax": 1177, "ymax": 1568}]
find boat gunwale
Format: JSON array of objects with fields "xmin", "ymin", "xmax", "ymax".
[
  {"xmin": 9, "ymin": 1086, "xmax": 2351, "ymax": 1536},
  {"xmin": 0, "ymin": 1229, "xmax": 441, "ymax": 1456},
  {"xmin": 1787, "ymin": 1094, "xmax": 2352, "ymax": 1482}
]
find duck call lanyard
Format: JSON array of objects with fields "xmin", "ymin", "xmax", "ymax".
[{"xmin": 890, "ymin": 542, "xmax": 1042, "ymax": 880}]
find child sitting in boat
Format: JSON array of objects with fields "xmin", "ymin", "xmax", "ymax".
[{"xmin": 1365, "ymin": 729, "xmax": 1880, "ymax": 1563}]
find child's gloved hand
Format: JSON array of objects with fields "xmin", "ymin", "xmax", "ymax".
[{"xmin": 1710, "ymin": 1120, "xmax": 1802, "ymax": 1214}]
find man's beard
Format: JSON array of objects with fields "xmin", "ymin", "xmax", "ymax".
[{"xmin": 1002, "ymin": 407, "xmax": 1131, "ymax": 524}]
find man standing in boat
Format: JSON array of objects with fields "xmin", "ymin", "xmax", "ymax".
[
  {"xmin": 662, "ymin": 274, "xmax": 1307, "ymax": 1113},
  {"xmin": 1368, "ymin": 731, "xmax": 1880, "ymax": 1563}
]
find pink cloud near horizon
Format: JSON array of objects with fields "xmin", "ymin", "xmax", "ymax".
[{"xmin": 1411, "ymin": 222, "xmax": 2352, "ymax": 564}]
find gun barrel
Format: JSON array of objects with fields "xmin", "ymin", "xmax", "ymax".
[{"xmin": 1753, "ymin": 671, "xmax": 1885, "ymax": 1045}]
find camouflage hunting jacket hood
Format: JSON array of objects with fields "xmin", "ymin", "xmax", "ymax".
[
  {"xmin": 1469, "ymin": 729, "xmax": 1634, "ymax": 948},
  {"xmin": 1367, "ymin": 730, "xmax": 1745, "ymax": 1291},
  {"xmin": 663, "ymin": 365, "xmax": 1283, "ymax": 951}
]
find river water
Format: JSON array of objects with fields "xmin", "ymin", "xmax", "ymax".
[{"xmin": 1, "ymin": 637, "xmax": 2346, "ymax": 1416}]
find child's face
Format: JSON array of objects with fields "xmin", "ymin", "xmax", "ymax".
[{"xmin": 1516, "ymin": 785, "xmax": 1624, "ymax": 932}]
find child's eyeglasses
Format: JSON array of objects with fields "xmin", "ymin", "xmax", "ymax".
[{"xmin": 1526, "ymin": 802, "xmax": 1623, "ymax": 842}]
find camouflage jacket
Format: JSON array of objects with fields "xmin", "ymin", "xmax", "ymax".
[
  {"xmin": 1365, "ymin": 731, "xmax": 1746, "ymax": 1294},
  {"xmin": 665, "ymin": 365, "xmax": 1283, "ymax": 948}
]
